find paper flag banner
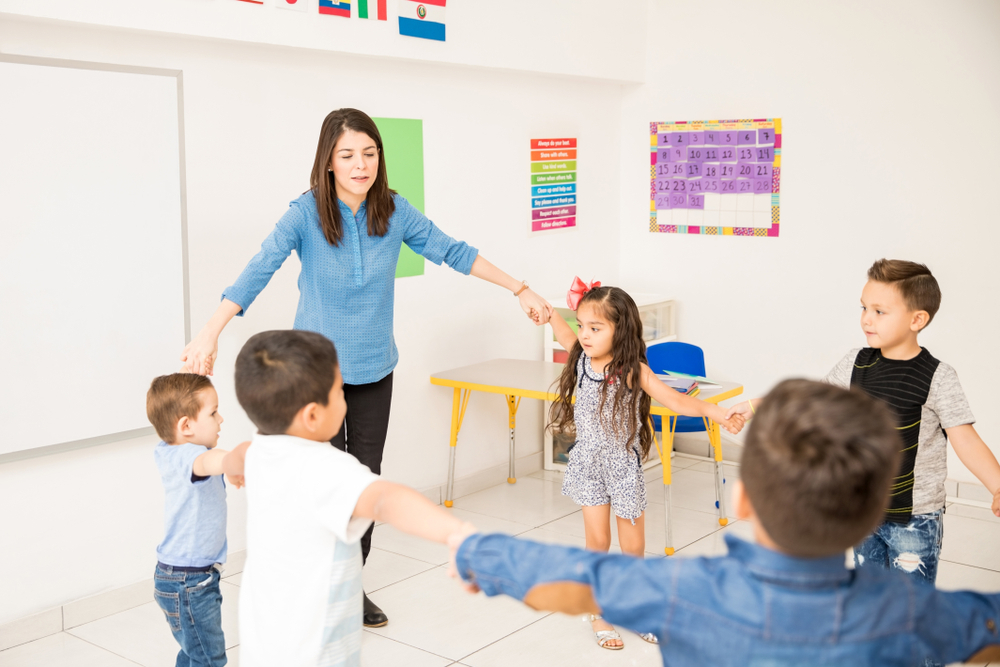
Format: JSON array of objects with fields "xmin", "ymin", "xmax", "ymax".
[
  {"xmin": 276, "ymin": 0, "xmax": 308, "ymax": 10},
  {"xmin": 398, "ymin": 0, "xmax": 446, "ymax": 41},
  {"xmin": 234, "ymin": 0, "xmax": 264, "ymax": 4},
  {"xmin": 319, "ymin": 0, "xmax": 351, "ymax": 17},
  {"xmin": 358, "ymin": 0, "xmax": 387, "ymax": 19}
]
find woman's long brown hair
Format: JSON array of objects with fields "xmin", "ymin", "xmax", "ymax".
[
  {"xmin": 309, "ymin": 108, "xmax": 396, "ymax": 246},
  {"xmin": 548, "ymin": 287, "xmax": 653, "ymax": 460}
]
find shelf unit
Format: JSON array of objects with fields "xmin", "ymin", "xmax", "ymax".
[{"xmin": 542, "ymin": 293, "xmax": 676, "ymax": 472}]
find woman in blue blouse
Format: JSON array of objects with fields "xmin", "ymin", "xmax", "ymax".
[{"xmin": 181, "ymin": 108, "xmax": 552, "ymax": 627}]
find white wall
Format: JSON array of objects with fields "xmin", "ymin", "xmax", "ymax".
[
  {"xmin": 618, "ymin": 0, "xmax": 1000, "ymax": 482},
  {"xmin": 0, "ymin": 15, "xmax": 625, "ymax": 624},
  {"xmin": 0, "ymin": 0, "xmax": 645, "ymax": 83}
]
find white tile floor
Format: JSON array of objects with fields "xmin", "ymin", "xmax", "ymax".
[{"xmin": 4, "ymin": 456, "xmax": 1000, "ymax": 666}]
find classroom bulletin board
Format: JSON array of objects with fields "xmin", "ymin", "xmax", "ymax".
[{"xmin": 650, "ymin": 118, "xmax": 781, "ymax": 237}]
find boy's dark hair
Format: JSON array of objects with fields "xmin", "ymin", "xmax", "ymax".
[
  {"xmin": 868, "ymin": 258, "xmax": 941, "ymax": 327},
  {"xmin": 235, "ymin": 330, "xmax": 339, "ymax": 435},
  {"xmin": 741, "ymin": 379, "xmax": 901, "ymax": 557},
  {"xmin": 147, "ymin": 373, "xmax": 214, "ymax": 443}
]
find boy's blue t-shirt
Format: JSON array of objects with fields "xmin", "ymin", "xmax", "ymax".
[{"xmin": 154, "ymin": 441, "xmax": 228, "ymax": 568}]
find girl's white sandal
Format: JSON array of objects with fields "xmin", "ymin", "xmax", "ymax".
[
  {"xmin": 588, "ymin": 614, "xmax": 624, "ymax": 650},
  {"xmin": 639, "ymin": 632, "xmax": 659, "ymax": 644}
]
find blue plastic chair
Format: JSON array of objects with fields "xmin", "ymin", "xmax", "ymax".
[{"xmin": 647, "ymin": 341, "xmax": 707, "ymax": 436}]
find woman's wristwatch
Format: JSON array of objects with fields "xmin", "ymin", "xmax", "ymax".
[{"xmin": 513, "ymin": 280, "xmax": 529, "ymax": 297}]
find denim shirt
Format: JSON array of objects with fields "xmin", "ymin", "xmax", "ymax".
[
  {"xmin": 456, "ymin": 533, "xmax": 1000, "ymax": 666},
  {"xmin": 223, "ymin": 192, "xmax": 478, "ymax": 385}
]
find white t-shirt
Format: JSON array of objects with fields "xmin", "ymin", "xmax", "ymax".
[{"xmin": 240, "ymin": 434, "xmax": 378, "ymax": 667}]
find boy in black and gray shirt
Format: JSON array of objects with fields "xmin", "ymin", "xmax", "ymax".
[{"xmin": 731, "ymin": 259, "xmax": 1000, "ymax": 585}]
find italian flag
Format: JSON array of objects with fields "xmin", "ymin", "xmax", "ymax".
[{"xmin": 358, "ymin": 0, "xmax": 387, "ymax": 19}]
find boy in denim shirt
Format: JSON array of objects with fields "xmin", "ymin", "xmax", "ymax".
[
  {"xmin": 450, "ymin": 380, "xmax": 1000, "ymax": 666},
  {"xmin": 146, "ymin": 374, "xmax": 248, "ymax": 667}
]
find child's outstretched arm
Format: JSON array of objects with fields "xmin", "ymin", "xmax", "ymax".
[
  {"xmin": 222, "ymin": 441, "xmax": 251, "ymax": 489},
  {"xmin": 725, "ymin": 397, "xmax": 761, "ymax": 422},
  {"xmin": 449, "ymin": 532, "xmax": 671, "ymax": 638},
  {"xmin": 946, "ymin": 425, "xmax": 1000, "ymax": 517},
  {"xmin": 548, "ymin": 309, "xmax": 579, "ymax": 354},
  {"xmin": 354, "ymin": 481, "xmax": 474, "ymax": 544},
  {"xmin": 639, "ymin": 364, "xmax": 744, "ymax": 434}
]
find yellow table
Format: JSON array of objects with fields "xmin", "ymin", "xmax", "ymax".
[{"xmin": 430, "ymin": 358, "xmax": 743, "ymax": 555}]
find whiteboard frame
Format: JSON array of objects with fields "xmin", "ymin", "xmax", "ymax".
[{"xmin": 0, "ymin": 54, "xmax": 189, "ymax": 464}]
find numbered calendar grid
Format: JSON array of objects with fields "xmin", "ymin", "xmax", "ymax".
[{"xmin": 648, "ymin": 118, "xmax": 781, "ymax": 238}]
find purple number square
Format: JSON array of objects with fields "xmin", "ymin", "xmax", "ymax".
[
  {"xmin": 738, "ymin": 146, "xmax": 756, "ymax": 162},
  {"xmin": 670, "ymin": 179, "xmax": 687, "ymax": 193},
  {"xmin": 670, "ymin": 162, "xmax": 686, "ymax": 177},
  {"xmin": 721, "ymin": 130, "xmax": 737, "ymax": 145},
  {"xmin": 720, "ymin": 178, "xmax": 737, "ymax": 194},
  {"xmin": 671, "ymin": 131, "xmax": 689, "ymax": 146},
  {"xmin": 736, "ymin": 179, "xmax": 754, "ymax": 193},
  {"xmin": 701, "ymin": 177, "xmax": 720, "ymax": 193},
  {"xmin": 719, "ymin": 147, "xmax": 738, "ymax": 163},
  {"xmin": 754, "ymin": 178, "xmax": 772, "ymax": 194},
  {"xmin": 687, "ymin": 146, "xmax": 706, "ymax": 162},
  {"xmin": 685, "ymin": 163, "xmax": 702, "ymax": 177},
  {"xmin": 688, "ymin": 131, "xmax": 705, "ymax": 146},
  {"xmin": 753, "ymin": 163, "xmax": 773, "ymax": 180},
  {"xmin": 688, "ymin": 194, "xmax": 705, "ymax": 209},
  {"xmin": 654, "ymin": 163, "xmax": 671, "ymax": 178},
  {"xmin": 701, "ymin": 163, "xmax": 720, "ymax": 178},
  {"xmin": 657, "ymin": 149, "xmax": 673, "ymax": 163},
  {"xmin": 703, "ymin": 147, "xmax": 720, "ymax": 161},
  {"xmin": 654, "ymin": 178, "xmax": 672, "ymax": 193},
  {"xmin": 657, "ymin": 133, "xmax": 671, "ymax": 147},
  {"xmin": 755, "ymin": 146, "xmax": 773, "ymax": 163},
  {"xmin": 718, "ymin": 163, "xmax": 736, "ymax": 178},
  {"xmin": 671, "ymin": 147, "xmax": 685, "ymax": 162},
  {"xmin": 670, "ymin": 192, "xmax": 688, "ymax": 208},
  {"xmin": 736, "ymin": 162, "xmax": 754, "ymax": 178},
  {"xmin": 688, "ymin": 178, "xmax": 703, "ymax": 194},
  {"xmin": 655, "ymin": 193, "xmax": 672, "ymax": 210},
  {"xmin": 738, "ymin": 129, "xmax": 756, "ymax": 145},
  {"xmin": 704, "ymin": 131, "xmax": 720, "ymax": 145},
  {"xmin": 757, "ymin": 128, "xmax": 775, "ymax": 145}
]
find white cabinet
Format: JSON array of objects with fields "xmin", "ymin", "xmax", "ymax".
[{"xmin": 542, "ymin": 293, "xmax": 676, "ymax": 471}]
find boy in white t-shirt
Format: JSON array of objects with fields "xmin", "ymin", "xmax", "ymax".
[{"xmin": 229, "ymin": 330, "xmax": 474, "ymax": 667}]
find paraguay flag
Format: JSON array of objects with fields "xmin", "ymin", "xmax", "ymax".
[
  {"xmin": 398, "ymin": 0, "xmax": 446, "ymax": 42},
  {"xmin": 319, "ymin": 0, "xmax": 351, "ymax": 17},
  {"xmin": 358, "ymin": 0, "xmax": 386, "ymax": 19}
]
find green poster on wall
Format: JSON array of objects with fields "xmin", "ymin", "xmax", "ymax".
[{"xmin": 372, "ymin": 117, "xmax": 425, "ymax": 278}]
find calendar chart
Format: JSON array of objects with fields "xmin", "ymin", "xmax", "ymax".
[{"xmin": 650, "ymin": 119, "xmax": 781, "ymax": 237}]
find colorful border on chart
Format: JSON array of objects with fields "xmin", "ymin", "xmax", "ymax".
[{"xmin": 648, "ymin": 118, "xmax": 781, "ymax": 238}]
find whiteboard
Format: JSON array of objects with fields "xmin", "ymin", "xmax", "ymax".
[{"xmin": 0, "ymin": 56, "xmax": 188, "ymax": 457}]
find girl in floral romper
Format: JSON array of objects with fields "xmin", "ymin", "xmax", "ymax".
[{"xmin": 548, "ymin": 281, "xmax": 743, "ymax": 650}]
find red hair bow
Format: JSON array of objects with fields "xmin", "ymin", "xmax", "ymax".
[{"xmin": 566, "ymin": 276, "xmax": 601, "ymax": 311}]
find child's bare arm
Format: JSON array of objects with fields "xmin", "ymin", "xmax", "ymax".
[
  {"xmin": 354, "ymin": 481, "xmax": 473, "ymax": 544},
  {"xmin": 192, "ymin": 448, "xmax": 230, "ymax": 478},
  {"xmin": 947, "ymin": 424, "xmax": 1000, "ymax": 517},
  {"xmin": 222, "ymin": 441, "xmax": 251, "ymax": 489},
  {"xmin": 548, "ymin": 309, "xmax": 578, "ymax": 354},
  {"xmin": 639, "ymin": 365, "xmax": 743, "ymax": 434}
]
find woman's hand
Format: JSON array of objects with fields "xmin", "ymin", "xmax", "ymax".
[
  {"xmin": 519, "ymin": 289, "xmax": 553, "ymax": 325},
  {"xmin": 180, "ymin": 328, "xmax": 219, "ymax": 376}
]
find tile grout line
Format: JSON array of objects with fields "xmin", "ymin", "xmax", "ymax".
[
  {"xmin": 453, "ymin": 610, "xmax": 557, "ymax": 664},
  {"xmin": 65, "ymin": 632, "xmax": 147, "ymax": 666},
  {"xmin": 360, "ymin": 630, "xmax": 456, "ymax": 664}
]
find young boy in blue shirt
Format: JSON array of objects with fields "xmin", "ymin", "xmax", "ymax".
[
  {"xmin": 449, "ymin": 379, "xmax": 1000, "ymax": 666},
  {"xmin": 146, "ymin": 373, "xmax": 248, "ymax": 667}
]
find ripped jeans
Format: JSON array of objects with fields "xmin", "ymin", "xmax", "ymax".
[{"xmin": 854, "ymin": 509, "xmax": 944, "ymax": 585}]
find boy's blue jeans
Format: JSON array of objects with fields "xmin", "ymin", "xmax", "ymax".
[
  {"xmin": 854, "ymin": 510, "xmax": 944, "ymax": 584},
  {"xmin": 153, "ymin": 563, "xmax": 228, "ymax": 667}
]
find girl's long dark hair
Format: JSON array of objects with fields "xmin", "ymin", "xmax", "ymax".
[
  {"xmin": 548, "ymin": 286, "xmax": 653, "ymax": 460},
  {"xmin": 309, "ymin": 108, "xmax": 396, "ymax": 246}
]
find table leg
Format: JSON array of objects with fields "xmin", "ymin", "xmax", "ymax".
[
  {"xmin": 505, "ymin": 395, "xmax": 521, "ymax": 484},
  {"xmin": 703, "ymin": 417, "xmax": 728, "ymax": 526},
  {"xmin": 663, "ymin": 415, "xmax": 678, "ymax": 556},
  {"xmin": 444, "ymin": 388, "xmax": 472, "ymax": 508}
]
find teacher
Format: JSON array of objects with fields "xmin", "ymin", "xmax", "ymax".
[{"xmin": 180, "ymin": 108, "xmax": 553, "ymax": 628}]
